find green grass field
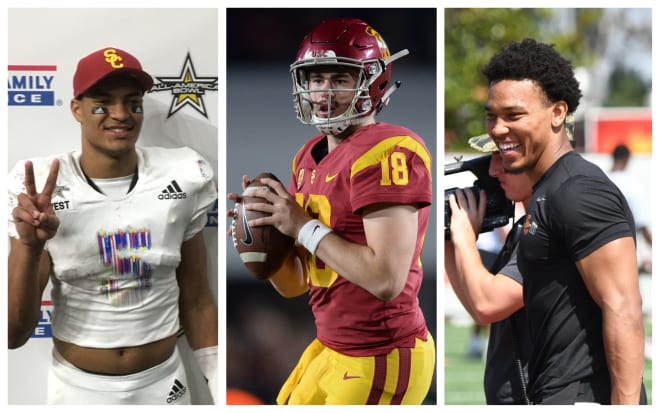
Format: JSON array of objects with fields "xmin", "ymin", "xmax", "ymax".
[{"xmin": 444, "ymin": 321, "xmax": 652, "ymax": 405}]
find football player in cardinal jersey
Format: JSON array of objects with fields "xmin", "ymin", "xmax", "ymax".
[
  {"xmin": 229, "ymin": 18, "xmax": 434, "ymax": 404},
  {"xmin": 8, "ymin": 47, "xmax": 218, "ymax": 404}
]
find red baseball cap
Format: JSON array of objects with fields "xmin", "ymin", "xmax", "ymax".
[{"xmin": 73, "ymin": 47, "xmax": 154, "ymax": 98}]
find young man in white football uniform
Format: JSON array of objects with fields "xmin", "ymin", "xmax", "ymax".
[{"xmin": 8, "ymin": 47, "xmax": 218, "ymax": 404}]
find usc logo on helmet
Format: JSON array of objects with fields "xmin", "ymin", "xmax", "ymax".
[{"xmin": 365, "ymin": 26, "xmax": 390, "ymax": 59}]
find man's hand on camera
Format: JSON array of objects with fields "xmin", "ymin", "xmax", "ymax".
[{"xmin": 448, "ymin": 188, "xmax": 486, "ymax": 244}]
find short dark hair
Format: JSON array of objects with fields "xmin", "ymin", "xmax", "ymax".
[
  {"xmin": 612, "ymin": 144, "xmax": 631, "ymax": 161},
  {"xmin": 482, "ymin": 38, "xmax": 582, "ymax": 114}
]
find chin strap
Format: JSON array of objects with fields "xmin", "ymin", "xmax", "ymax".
[{"xmin": 193, "ymin": 346, "xmax": 218, "ymax": 404}]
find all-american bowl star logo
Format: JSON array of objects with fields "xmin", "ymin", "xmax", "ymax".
[{"xmin": 150, "ymin": 53, "xmax": 217, "ymax": 118}]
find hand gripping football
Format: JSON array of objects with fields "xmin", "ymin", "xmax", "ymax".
[{"xmin": 232, "ymin": 172, "xmax": 295, "ymax": 280}]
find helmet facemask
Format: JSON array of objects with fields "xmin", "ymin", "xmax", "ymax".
[{"xmin": 291, "ymin": 57, "xmax": 379, "ymax": 135}]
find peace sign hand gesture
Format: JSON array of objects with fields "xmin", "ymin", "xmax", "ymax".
[{"xmin": 12, "ymin": 159, "xmax": 61, "ymax": 247}]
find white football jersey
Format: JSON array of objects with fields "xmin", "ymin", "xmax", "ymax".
[{"xmin": 8, "ymin": 146, "xmax": 217, "ymax": 348}]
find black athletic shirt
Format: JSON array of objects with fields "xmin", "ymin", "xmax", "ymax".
[
  {"xmin": 484, "ymin": 217, "xmax": 531, "ymax": 404},
  {"xmin": 518, "ymin": 151, "xmax": 636, "ymax": 403}
]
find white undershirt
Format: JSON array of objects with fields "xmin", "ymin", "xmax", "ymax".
[{"xmin": 89, "ymin": 175, "xmax": 135, "ymax": 199}]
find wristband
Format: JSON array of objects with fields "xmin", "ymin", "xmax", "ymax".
[
  {"xmin": 193, "ymin": 346, "xmax": 218, "ymax": 404},
  {"xmin": 297, "ymin": 219, "xmax": 332, "ymax": 255}
]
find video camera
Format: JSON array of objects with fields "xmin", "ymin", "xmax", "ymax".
[{"xmin": 444, "ymin": 154, "xmax": 514, "ymax": 240}]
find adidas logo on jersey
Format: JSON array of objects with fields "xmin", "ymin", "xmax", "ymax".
[
  {"xmin": 159, "ymin": 180, "xmax": 187, "ymax": 200},
  {"xmin": 166, "ymin": 378, "xmax": 187, "ymax": 404}
]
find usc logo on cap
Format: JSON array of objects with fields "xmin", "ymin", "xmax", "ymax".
[
  {"xmin": 103, "ymin": 49, "xmax": 124, "ymax": 69},
  {"xmin": 73, "ymin": 46, "xmax": 153, "ymax": 98}
]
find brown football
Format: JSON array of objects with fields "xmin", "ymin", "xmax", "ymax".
[{"xmin": 231, "ymin": 172, "xmax": 295, "ymax": 280}]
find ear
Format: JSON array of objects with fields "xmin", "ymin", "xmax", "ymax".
[
  {"xmin": 551, "ymin": 101, "xmax": 568, "ymax": 128},
  {"xmin": 70, "ymin": 98, "xmax": 83, "ymax": 122}
]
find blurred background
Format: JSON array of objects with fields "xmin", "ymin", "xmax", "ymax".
[
  {"xmin": 444, "ymin": 8, "xmax": 652, "ymax": 405},
  {"xmin": 226, "ymin": 8, "xmax": 437, "ymax": 404}
]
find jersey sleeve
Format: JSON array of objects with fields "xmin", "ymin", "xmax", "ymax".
[
  {"xmin": 349, "ymin": 135, "xmax": 432, "ymax": 214},
  {"xmin": 549, "ymin": 176, "xmax": 634, "ymax": 261},
  {"xmin": 183, "ymin": 153, "xmax": 217, "ymax": 240}
]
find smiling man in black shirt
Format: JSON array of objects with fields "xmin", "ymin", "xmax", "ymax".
[{"xmin": 480, "ymin": 38, "xmax": 646, "ymax": 405}]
